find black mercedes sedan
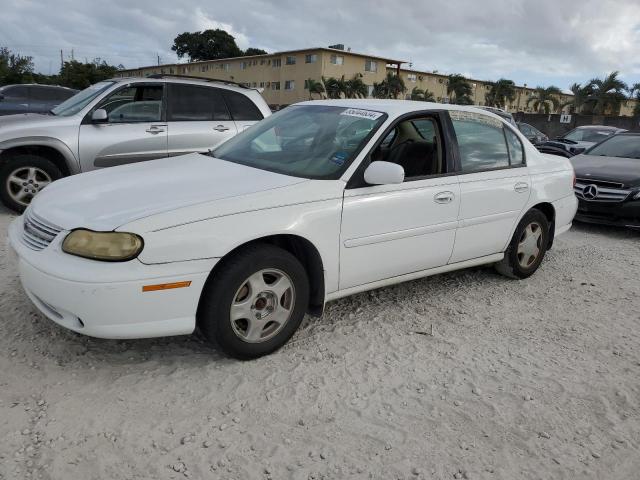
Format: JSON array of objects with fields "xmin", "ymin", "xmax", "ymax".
[{"xmin": 571, "ymin": 132, "xmax": 640, "ymax": 229}]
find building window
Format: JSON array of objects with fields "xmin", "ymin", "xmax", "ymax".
[
  {"xmin": 259, "ymin": 82, "xmax": 265, "ymax": 88},
  {"xmin": 271, "ymin": 82, "xmax": 281, "ymax": 90},
  {"xmin": 285, "ymin": 56, "xmax": 296, "ymax": 65},
  {"xmin": 285, "ymin": 80, "xmax": 295, "ymax": 90},
  {"xmin": 240, "ymin": 61, "xmax": 249, "ymax": 70},
  {"xmin": 223, "ymin": 63, "xmax": 230, "ymax": 71},
  {"xmin": 272, "ymin": 58, "xmax": 282, "ymax": 68},
  {"xmin": 364, "ymin": 59, "xmax": 378, "ymax": 72},
  {"xmin": 367, "ymin": 85, "xmax": 374, "ymax": 97},
  {"xmin": 305, "ymin": 54, "xmax": 317, "ymax": 64},
  {"xmin": 407, "ymin": 73, "xmax": 417, "ymax": 82},
  {"xmin": 330, "ymin": 54, "xmax": 344, "ymax": 65}
]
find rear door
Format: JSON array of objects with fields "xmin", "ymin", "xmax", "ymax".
[
  {"xmin": 0, "ymin": 86, "xmax": 29, "ymax": 115},
  {"xmin": 166, "ymin": 84, "xmax": 237, "ymax": 156},
  {"xmin": 448, "ymin": 111, "xmax": 530, "ymax": 263},
  {"xmin": 78, "ymin": 83, "xmax": 167, "ymax": 171}
]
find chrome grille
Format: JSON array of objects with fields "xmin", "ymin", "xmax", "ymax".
[
  {"xmin": 574, "ymin": 180, "xmax": 631, "ymax": 203},
  {"xmin": 21, "ymin": 209, "xmax": 62, "ymax": 251}
]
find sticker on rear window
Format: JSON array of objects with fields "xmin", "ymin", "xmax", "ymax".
[{"xmin": 340, "ymin": 108, "xmax": 383, "ymax": 120}]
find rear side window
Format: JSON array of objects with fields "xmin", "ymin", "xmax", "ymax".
[
  {"xmin": 450, "ymin": 111, "xmax": 510, "ymax": 172},
  {"xmin": 504, "ymin": 128, "xmax": 525, "ymax": 165},
  {"xmin": 4, "ymin": 86, "xmax": 28, "ymax": 98},
  {"xmin": 168, "ymin": 84, "xmax": 231, "ymax": 121},
  {"xmin": 222, "ymin": 90, "xmax": 263, "ymax": 121}
]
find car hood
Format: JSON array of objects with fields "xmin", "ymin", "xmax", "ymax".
[
  {"xmin": 29, "ymin": 153, "xmax": 308, "ymax": 231},
  {"xmin": 571, "ymin": 154, "xmax": 640, "ymax": 187},
  {"xmin": 0, "ymin": 113, "xmax": 55, "ymax": 129}
]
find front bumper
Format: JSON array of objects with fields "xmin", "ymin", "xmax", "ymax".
[
  {"xmin": 575, "ymin": 197, "xmax": 640, "ymax": 229},
  {"xmin": 8, "ymin": 218, "xmax": 218, "ymax": 339}
]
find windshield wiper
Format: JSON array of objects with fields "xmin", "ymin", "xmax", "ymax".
[{"xmin": 48, "ymin": 109, "xmax": 56, "ymax": 116}]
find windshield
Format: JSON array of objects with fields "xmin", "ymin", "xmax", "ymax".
[
  {"xmin": 563, "ymin": 128, "xmax": 616, "ymax": 143},
  {"xmin": 50, "ymin": 81, "xmax": 115, "ymax": 116},
  {"xmin": 212, "ymin": 105, "xmax": 387, "ymax": 179},
  {"xmin": 586, "ymin": 135, "xmax": 640, "ymax": 159}
]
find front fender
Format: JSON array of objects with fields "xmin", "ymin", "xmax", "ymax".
[{"xmin": 0, "ymin": 136, "xmax": 80, "ymax": 173}]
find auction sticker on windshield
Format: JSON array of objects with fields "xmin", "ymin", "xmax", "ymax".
[{"xmin": 340, "ymin": 108, "xmax": 384, "ymax": 120}]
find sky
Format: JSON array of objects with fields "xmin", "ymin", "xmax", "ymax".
[{"xmin": 2, "ymin": 0, "xmax": 640, "ymax": 92}]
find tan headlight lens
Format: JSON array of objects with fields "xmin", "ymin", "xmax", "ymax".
[{"xmin": 62, "ymin": 230, "xmax": 143, "ymax": 261}]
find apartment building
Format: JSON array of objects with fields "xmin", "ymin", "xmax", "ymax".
[{"xmin": 117, "ymin": 46, "xmax": 637, "ymax": 116}]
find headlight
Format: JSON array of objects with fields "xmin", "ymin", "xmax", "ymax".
[{"xmin": 62, "ymin": 229, "xmax": 144, "ymax": 261}]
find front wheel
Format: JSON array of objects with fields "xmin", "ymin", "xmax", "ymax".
[
  {"xmin": 0, "ymin": 154, "xmax": 62, "ymax": 213},
  {"xmin": 197, "ymin": 244, "xmax": 310, "ymax": 359},
  {"xmin": 495, "ymin": 209, "xmax": 550, "ymax": 279}
]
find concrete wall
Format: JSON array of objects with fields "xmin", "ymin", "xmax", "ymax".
[{"xmin": 515, "ymin": 112, "xmax": 640, "ymax": 137}]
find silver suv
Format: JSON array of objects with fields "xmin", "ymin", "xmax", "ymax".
[{"xmin": 0, "ymin": 75, "xmax": 271, "ymax": 212}]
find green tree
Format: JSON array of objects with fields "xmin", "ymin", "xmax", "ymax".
[
  {"xmin": 322, "ymin": 76, "xmax": 346, "ymax": 99},
  {"xmin": 587, "ymin": 71, "xmax": 628, "ymax": 115},
  {"xmin": 0, "ymin": 47, "xmax": 35, "ymax": 85},
  {"xmin": 409, "ymin": 87, "xmax": 435, "ymax": 102},
  {"xmin": 526, "ymin": 86, "xmax": 562, "ymax": 113},
  {"xmin": 304, "ymin": 78, "xmax": 325, "ymax": 100},
  {"xmin": 171, "ymin": 29, "xmax": 243, "ymax": 61},
  {"xmin": 630, "ymin": 82, "xmax": 640, "ymax": 117},
  {"xmin": 447, "ymin": 74, "xmax": 473, "ymax": 104},
  {"xmin": 485, "ymin": 79, "xmax": 516, "ymax": 109},
  {"xmin": 58, "ymin": 59, "xmax": 120, "ymax": 89},
  {"xmin": 344, "ymin": 74, "xmax": 368, "ymax": 98},
  {"xmin": 243, "ymin": 47, "xmax": 267, "ymax": 56},
  {"xmin": 561, "ymin": 82, "xmax": 594, "ymax": 114}
]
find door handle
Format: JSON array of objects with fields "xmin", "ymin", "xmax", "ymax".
[
  {"xmin": 213, "ymin": 125, "xmax": 230, "ymax": 132},
  {"xmin": 514, "ymin": 182, "xmax": 529, "ymax": 193},
  {"xmin": 145, "ymin": 125, "xmax": 166, "ymax": 135},
  {"xmin": 434, "ymin": 191, "xmax": 455, "ymax": 204}
]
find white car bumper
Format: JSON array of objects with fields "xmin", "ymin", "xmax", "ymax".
[{"xmin": 8, "ymin": 218, "xmax": 217, "ymax": 339}]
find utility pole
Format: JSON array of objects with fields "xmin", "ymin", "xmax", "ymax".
[
  {"xmin": 60, "ymin": 49, "xmax": 63, "ymax": 70},
  {"xmin": 71, "ymin": 49, "xmax": 74, "ymax": 61},
  {"xmin": 157, "ymin": 54, "xmax": 160, "ymax": 66}
]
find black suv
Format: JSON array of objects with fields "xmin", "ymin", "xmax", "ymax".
[{"xmin": 0, "ymin": 84, "xmax": 77, "ymax": 115}]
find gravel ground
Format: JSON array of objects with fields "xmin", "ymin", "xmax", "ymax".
[{"xmin": 1, "ymin": 205, "xmax": 639, "ymax": 480}]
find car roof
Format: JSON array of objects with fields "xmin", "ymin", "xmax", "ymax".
[
  {"xmin": 0, "ymin": 84, "xmax": 76, "ymax": 90},
  {"xmin": 574, "ymin": 125, "xmax": 625, "ymax": 131},
  {"xmin": 109, "ymin": 75, "xmax": 256, "ymax": 94},
  {"xmin": 298, "ymin": 99, "xmax": 515, "ymax": 120}
]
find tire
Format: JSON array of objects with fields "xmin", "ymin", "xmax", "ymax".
[
  {"xmin": 0, "ymin": 154, "xmax": 63, "ymax": 213},
  {"xmin": 495, "ymin": 209, "xmax": 550, "ymax": 279},
  {"xmin": 197, "ymin": 244, "xmax": 310, "ymax": 360}
]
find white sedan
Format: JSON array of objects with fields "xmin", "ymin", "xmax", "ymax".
[{"xmin": 8, "ymin": 100, "xmax": 577, "ymax": 359}]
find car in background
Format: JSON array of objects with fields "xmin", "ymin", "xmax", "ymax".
[
  {"xmin": 517, "ymin": 122, "xmax": 548, "ymax": 145},
  {"xmin": 0, "ymin": 75, "xmax": 270, "ymax": 212},
  {"xmin": 537, "ymin": 125, "xmax": 626, "ymax": 158},
  {"xmin": 476, "ymin": 106, "xmax": 517, "ymax": 127},
  {"xmin": 571, "ymin": 132, "xmax": 640, "ymax": 229},
  {"xmin": 8, "ymin": 100, "xmax": 577, "ymax": 359},
  {"xmin": 0, "ymin": 84, "xmax": 77, "ymax": 115}
]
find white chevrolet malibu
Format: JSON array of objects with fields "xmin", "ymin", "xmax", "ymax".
[{"xmin": 8, "ymin": 100, "xmax": 577, "ymax": 359}]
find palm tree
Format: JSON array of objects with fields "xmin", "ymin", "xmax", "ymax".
[
  {"xmin": 485, "ymin": 79, "xmax": 516, "ymax": 109},
  {"xmin": 630, "ymin": 83, "xmax": 640, "ymax": 117},
  {"xmin": 370, "ymin": 72, "xmax": 405, "ymax": 99},
  {"xmin": 372, "ymin": 81, "xmax": 387, "ymax": 99},
  {"xmin": 410, "ymin": 87, "xmax": 435, "ymax": 102},
  {"xmin": 526, "ymin": 86, "xmax": 562, "ymax": 113},
  {"xmin": 561, "ymin": 82, "xmax": 594, "ymax": 114},
  {"xmin": 304, "ymin": 78, "xmax": 325, "ymax": 100},
  {"xmin": 587, "ymin": 71, "xmax": 628, "ymax": 115},
  {"xmin": 447, "ymin": 74, "xmax": 473, "ymax": 105},
  {"xmin": 344, "ymin": 74, "xmax": 368, "ymax": 98},
  {"xmin": 322, "ymin": 76, "xmax": 347, "ymax": 99}
]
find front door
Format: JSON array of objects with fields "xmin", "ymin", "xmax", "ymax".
[
  {"xmin": 166, "ymin": 84, "xmax": 237, "ymax": 156},
  {"xmin": 78, "ymin": 83, "xmax": 167, "ymax": 171},
  {"xmin": 448, "ymin": 111, "xmax": 531, "ymax": 263},
  {"xmin": 340, "ymin": 115, "xmax": 460, "ymax": 289}
]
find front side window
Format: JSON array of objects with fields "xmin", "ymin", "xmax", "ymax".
[
  {"xmin": 167, "ymin": 84, "xmax": 230, "ymax": 121},
  {"xmin": 586, "ymin": 134, "xmax": 640, "ymax": 159},
  {"xmin": 51, "ymin": 81, "xmax": 115, "ymax": 117},
  {"xmin": 212, "ymin": 105, "xmax": 386, "ymax": 179},
  {"xmin": 450, "ymin": 111, "xmax": 510, "ymax": 172},
  {"xmin": 96, "ymin": 84, "xmax": 163, "ymax": 123}
]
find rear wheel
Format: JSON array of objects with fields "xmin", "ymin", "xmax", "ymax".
[
  {"xmin": 0, "ymin": 155, "xmax": 62, "ymax": 212},
  {"xmin": 495, "ymin": 209, "xmax": 550, "ymax": 279},
  {"xmin": 197, "ymin": 244, "xmax": 309, "ymax": 359}
]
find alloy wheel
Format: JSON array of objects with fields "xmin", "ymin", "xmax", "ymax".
[{"xmin": 6, "ymin": 167, "xmax": 52, "ymax": 207}]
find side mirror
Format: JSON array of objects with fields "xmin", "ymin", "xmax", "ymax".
[
  {"xmin": 363, "ymin": 161, "xmax": 404, "ymax": 185},
  {"xmin": 91, "ymin": 108, "xmax": 108, "ymax": 123}
]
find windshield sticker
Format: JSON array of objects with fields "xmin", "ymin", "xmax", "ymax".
[
  {"xmin": 340, "ymin": 108, "xmax": 383, "ymax": 121},
  {"xmin": 330, "ymin": 151, "xmax": 349, "ymax": 166}
]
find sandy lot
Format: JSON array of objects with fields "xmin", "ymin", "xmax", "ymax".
[{"xmin": 0, "ymin": 205, "xmax": 639, "ymax": 480}]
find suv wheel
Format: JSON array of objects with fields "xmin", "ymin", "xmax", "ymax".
[
  {"xmin": 0, "ymin": 154, "xmax": 62, "ymax": 212},
  {"xmin": 197, "ymin": 244, "xmax": 310, "ymax": 359}
]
